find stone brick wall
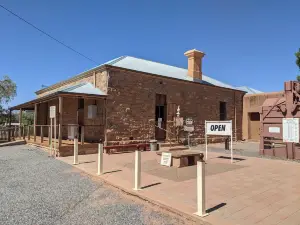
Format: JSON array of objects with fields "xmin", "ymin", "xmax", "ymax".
[{"xmin": 105, "ymin": 68, "xmax": 245, "ymax": 143}]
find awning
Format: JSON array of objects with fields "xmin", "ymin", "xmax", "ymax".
[{"xmin": 10, "ymin": 82, "xmax": 107, "ymax": 110}]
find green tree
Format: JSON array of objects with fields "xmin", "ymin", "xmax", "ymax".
[
  {"xmin": 296, "ymin": 49, "xmax": 300, "ymax": 81},
  {"xmin": 0, "ymin": 76, "xmax": 17, "ymax": 125}
]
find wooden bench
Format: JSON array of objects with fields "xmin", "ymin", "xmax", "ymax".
[
  {"xmin": 156, "ymin": 150, "xmax": 204, "ymax": 168},
  {"xmin": 104, "ymin": 143, "xmax": 150, "ymax": 155}
]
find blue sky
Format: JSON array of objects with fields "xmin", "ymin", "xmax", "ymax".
[{"xmin": 1, "ymin": 0, "xmax": 299, "ymax": 106}]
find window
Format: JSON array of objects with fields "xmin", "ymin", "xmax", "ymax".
[
  {"xmin": 220, "ymin": 101, "xmax": 227, "ymax": 120},
  {"xmin": 78, "ymin": 98, "xmax": 84, "ymax": 109}
]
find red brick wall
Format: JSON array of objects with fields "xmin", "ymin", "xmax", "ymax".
[{"xmin": 106, "ymin": 68, "xmax": 244, "ymax": 142}]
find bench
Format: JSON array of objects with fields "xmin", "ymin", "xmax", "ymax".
[
  {"xmin": 156, "ymin": 150, "xmax": 204, "ymax": 168},
  {"xmin": 104, "ymin": 143, "xmax": 150, "ymax": 155}
]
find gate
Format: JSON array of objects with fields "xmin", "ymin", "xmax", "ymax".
[{"xmin": 260, "ymin": 81, "xmax": 300, "ymax": 159}]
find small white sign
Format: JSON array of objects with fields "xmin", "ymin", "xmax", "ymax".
[
  {"xmin": 206, "ymin": 121, "xmax": 232, "ymax": 136},
  {"xmin": 186, "ymin": 118, "xmax": 193, "ymax": 125},
  {"xmin": 175, "ymin": 117, "xmax": 183, "ymax": 127},
  {"xmin": 49, "ymin": 106, "xmax": 56, "ymax": 118},
  {"xmin": 158, "ymin": 118, "xmax": 162, "ymax": 128},
  {"xmin": 184, "ymin": 125, "xmax": 194, "ymax": 132},
  {"xmin": 283, "ymin": 118, "xmax": 299, "ymax": 143},
  {"xmin": 269, "ymin": 127, "xmax": 280, "ymax": 134},
  {"xmin": 160, "ymin": 152, "xmax": 172, "ymax": 167}
]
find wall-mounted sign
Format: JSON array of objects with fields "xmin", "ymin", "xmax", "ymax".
[
  {"xmin": 160, "ymin": 152, "xmax": 172, "ymax": 167},
  {"xmin": 49, "ymin": 106, "xmax": 56, "ymax": 118},
  {"xmin": 185, "ymin": 118, "xmax": 193, "ymax": 125},
  {"xmin": 269, "ymin": 127, "xmax": 280, "ymax": 134},
  {"xmin": 205, "ymin": 121, "xmax": 232, "ymax": 136},
  {"xmin": 283, "ymin": 118, "xmax": 299, "ymax": 143},
  {"xmin": 184, "ymin": 125, "xmax": 194, "ymax": 132}
]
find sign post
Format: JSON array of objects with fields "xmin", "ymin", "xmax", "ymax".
[
  {"xmin": 49, "ymin": 106, "xmax": 56, "ymax": 157},
  {"xmin": 184, "ymin": 118, "xmax": 194, "ymax": 149},
  {"xmin": 205, "ymin": 120, "xmax": 233, "ymax": 163}
]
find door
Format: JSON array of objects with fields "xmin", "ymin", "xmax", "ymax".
[
  {"xmin": 155, "ymin": 94, "xmax": 167, "ymax": 140},
  {"xmin": 249, "ymin": 112, "xmax": 260, "ymax": 140}
]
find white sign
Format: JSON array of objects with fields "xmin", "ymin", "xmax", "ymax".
[
  {"xmin": 158, "ymin": 118, "xmax": 162, "ymax": 128},
  {"xmin": 49, "ymin": 106, "xmax": 56, "ymax": 118},
  {"xmin": 205, "ymin": 120, "xmax": 233, "ymax": 163},
  {"xmin": 160, "ymin": 152, "xmax": 172, "ymax": 167},
  {"xmin": 283, "ymin": 118, "xmax": 299, "ymax": 143},
  {"xmin": 186, "ymin": 118, "xmax": 193, "ymax": 125},
  {"xmin": 184, "ymin": 125, "xmax": 194, "ymax": 132},
  {"xmin": 205, "ymin": 121, "xmax": 232, "ymax": 136},
  {"xmin": 269, "ymin": 127, "xmax": 280, "ymax": 134}
]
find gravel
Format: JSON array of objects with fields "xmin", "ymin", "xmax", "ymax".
[{"xmin": 0, "ymin": 145, "xmax": 192, "ymax": 225}]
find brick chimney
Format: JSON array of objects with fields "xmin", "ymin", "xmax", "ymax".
[{"xmin": 184, "ymin": 49, "xmax": 205, "ymax": 80}]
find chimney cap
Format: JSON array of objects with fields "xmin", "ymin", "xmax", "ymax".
[{"xmin": 184, "ymin": 49, "xmax": 205, "ymax": 58}]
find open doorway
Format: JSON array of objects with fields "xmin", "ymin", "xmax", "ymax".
[{"xmin": 155, "ymin": 94, "xmax": 167, "ymax": 140}]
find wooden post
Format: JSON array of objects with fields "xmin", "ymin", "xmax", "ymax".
[
  {"xmin": 133, "ymin": 146, "xmax": 141, "ymax": 191},
  {"xmin": 54, "ymin": 117, "xmax": 57, "ymax": 157},
  {"xmin": 8, "ymin": 110, "xmax": 12, "ymax": 142},
  {"xmin": 104, "ymin": 98, "xmax": 107, "ymax": 146},
  {"xmin": 27, "ymin": 126, "xmax": 30, "ymax": 140},
  {"xmin": 194, "ymin": 158, "xmax": 209, "ymax": 217},
  {"xmin": 22, "ymin": 126, "xmax": 25, "ymax": 140},
  {"xmin": 19, "ymin": 109, "xmax": 22, "ymax": 138},
  {"xmin": 73, "ymin": 138, "xmax": 78, "ymax": 165},
  {"xmin": 81, "ymin": 126, "xmax": 84, "ymax": 145},
  {"xmin": 41, "ymin": 126, "xmax": 44, "ymax": 143},
  {"xmin": 58, "ymin": 96, "xmax": 63, "ymax": 149},
  {"xmin": 48, "ymin": 126, "xmax": 51, "ymax": 145},
  {"xmin": 34, "ymin": 104, "xmax": 37, "ymax": 142},
  {"xmin": 97, "ymin": 141, "xmax": 103, "ymax": 175}
]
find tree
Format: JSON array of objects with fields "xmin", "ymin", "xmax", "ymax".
[
  {"xmin": 0, "ymin": 76, "xmax": 17, "ymax": 125},
  {"xmin": 296, "ymin": 49, "xmax": 300, "ymax": 81}
]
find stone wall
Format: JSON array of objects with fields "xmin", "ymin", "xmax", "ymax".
[{"xmin": 105, "ymin": 68, "xmax": 245, "ymax": 143}]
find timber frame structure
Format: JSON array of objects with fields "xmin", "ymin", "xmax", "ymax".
[{"xmin": 10, "ymin": 90, "xmax": 107, "ymax": 157}]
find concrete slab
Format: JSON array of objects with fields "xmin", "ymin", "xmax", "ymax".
[{"xmin": 58, "ymin": 148, "xmax": 300, "ymax": 225}]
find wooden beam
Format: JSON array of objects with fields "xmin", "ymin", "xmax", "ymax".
[
  {"xmin": 33, "ymin": 104, "xmax": 37, "ymax": 142},
  {"xmin": 58, "ymin": 96, "xmax": 63, "ymax": 148},
  {"xmin": 19, "ymin": 109, "xmax": 22, "ymax": 138}
]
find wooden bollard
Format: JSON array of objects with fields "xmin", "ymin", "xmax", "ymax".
[
  {"xmin": 97, "ymin": 139, "xmax": 103, "ymax": 175},
  {"xmin": 194, "ymin": 154, "xmax": 208, "ymax": 217},
  {"xmin": 133, "ymin": 145, "xmax": 141, "ymax": 191},
  {"xmin": 73, "ymin": 138, "xmax": 78, "ymax": 165}
]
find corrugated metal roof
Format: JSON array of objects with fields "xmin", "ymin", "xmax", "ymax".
[
  {"xmin": 235, "ymin": 86, "xmax": 263, "ymax": 94},
  {"xmin": 61, "ymin": 82, "xmax": 105, "ymax": 95},
  {"xmin": 109, "ymin": 56, "xmax": 234, "ymax": 89},
  {"xmin": 36, "ymin": 55, "xmax": 262, "ymax": 94}
]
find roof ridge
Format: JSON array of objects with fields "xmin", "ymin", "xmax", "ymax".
[{"xmin": 122, "ymin": 56, "xmax": 187, "ymax": 71}]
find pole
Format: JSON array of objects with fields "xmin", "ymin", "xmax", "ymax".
[
  {"xmin": 205, "ymin": 121, "xmax": 208, "ymax": 160},
  {"xmin": 50, "ymin": 119, "xmax": 53, "ymax": 157},
  {"xmin": 188, "ymin": 131, "xmax": 190, "ymax": 149},
  {"xmin": 231, "ymin": 121, "xmax": 233, "ymax": 164},
  {"xmin": 133, "ymin": 147, "xmax": 141, "ymax": 190},
  {"xmin": 73, "ymin": 138, "xmax": 78, "ymax": 165},
  {"xmin": 41, "ymin": 126, "xmax": 44, "ymax": 143},
  {"xmin": 194, "ymin": 159, "xmax": 208, "ymax": 217},
  {"xmin": 27, "ymin": 126, "xmax": 30, "ymax": 140},
  {"xmin": 97, "ymin": 141, "xmax": 103, "ymax": 175},
  {"xmin": 81, "ymin": 126, "xmax": 84, "ymax": 145},
  {"xmin": 54, "ymin": 117, "xmax": 57, "ymax": 157}
]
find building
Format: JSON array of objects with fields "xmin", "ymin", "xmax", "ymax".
[
  {"xmin": 242, "ymin": 91, "xmax": 284, "ymax": 141},
  {"xmin": 11, "ymin": 49, "xmax": 252, "ymax": 156}
]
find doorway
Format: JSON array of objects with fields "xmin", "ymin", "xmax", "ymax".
[
  {"xmin": 155, "ymin": 94, "xmax": 167, "ymax": 140},
  {"xmin": 248, "ymin": 112, "xmax": 260, "ymax": 140}
]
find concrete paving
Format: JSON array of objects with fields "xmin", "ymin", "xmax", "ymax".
[
  {"xmin": 58, "ymin": 145, "xmax": 300, "ymax": 225},
  {"xmin": 0, "ymin": 145, "xmax": 192, "ymax": 225}
]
